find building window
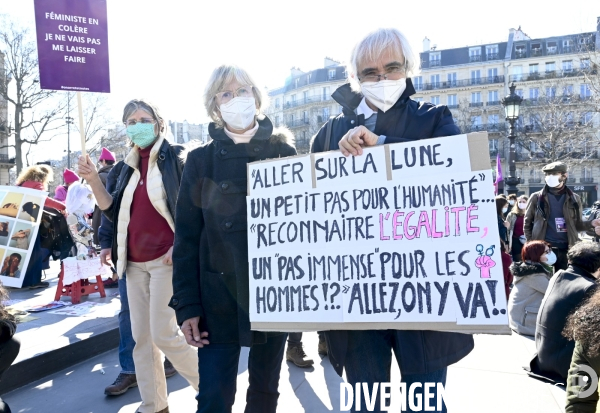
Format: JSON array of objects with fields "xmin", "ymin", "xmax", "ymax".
[
  {"xmin": 545, "ymin": 62, "xmax": 555, "ymax": 73},
  {"xmin": 486, "ymin": 45, "xmax": 499, "ymax": 60},
  {"xmin": 413, "ymin": 97, "xmax": 423, "ymax": 102},
  {"xmin": 470, "ymin": 70, "xmax": 481, "ymax": 85},
  {"xmin": 303, "ymin": 91, "xmax": 308, "ymax": 104},
  {"xmin": 563, "ymin": 39, "xmax": 574, "ymax": 52},
  {"xmin": 448, "ymin": 94, "xmax": 457, "ymax": 107},
  {"xmin": 563, "ymin": 84, "xmax": 574, "ymax": 96},
  {"xmin": 515, "ymin": 44, "xmax": 526, "ymax": 58},
  {"xmin": 275, "ymin": 115, "xmax": 280, "ymax": 127},
  {"xmin": 431, "ymin": 96, "xmax": 440, "ymax": 105},
  {"xmin": 581, "ymin": 84, "xmax": 592, "ymax": 98},
  {"xmin": 546, "ymin": 87, "xmax": 556, "ymax": 98},
  {"xmin": 581, "ymin": 58, "xmax": 591, "ymax": 69},
  {"xmin": 291, "ymin": 94, "xmax": 296, "ymax": 104},
  {"xmin": 487, "ymin": 68, "xmax": 498, "ymax": 81},
  {"xmin": 275, "ymin": 98, "xmax": 280, "ymax": 108},
  {"xmin": 546, "ymin": 41, "xmax": 557, "ymax": 55},
  {"xmin": 447, "ymin": 72, "xmax": 457, "ymax": 86},
  {"xmin": 488, "ymin": 114, "xmax": 499, "ymax": 125},
  {"xmin": 489, "ymin": 139, "xmax": 499, "ymax": 154},
  {"xmin": 529, "ymin": 64, "xmax": 539, "ymax": 73},
  {"xmin": 488, "ymin": 90, "xmax": 499, "ymax": 104},
  {"xmin": 516, "ymin": 89, "xmax": 524, "ymax": 97},
  {"xmin": 322, "ymin": 87, "xmax": 329, "ymax": 101},
  {"xmin": 562, "ymin": 60, "xmax": 573, "ymax": 72},
  {"xmin": 429, "ymin": 52, "xmax": 441, "ymax": 67},
  {"xmin": 413, "ymin": 76, "xmax": 423, "ymax": 90},
  {"xmin": 582, "ymin": 112, "xmax": 593, "ymax": 125},
  {"xmin": 430, "ymin": 74, "xmax": 440, "ymax": 88},
  {"xmin": 323, "ymin": 107, "xmax": 330, "ymax": 119},
  {"xmin": 295, "ymin": 78, "xmax": 299, "ymax": 88},
  {"xmin": 471, "ymin": 92, "xmax": 481, "ymax": 103},
  {"xmin": 303, "ymin": 111, "xmax": 308, "ymax": 122},
  {"xmin": 328, "ymin": 69, "xmax": 336, "ymax": 79},
  {"xmin": 511, "ymin": 65, "xmax": 523, "ymax": 81},
  {"xmin": 471, "ymin": 116, "xmax": 482, "ymax": 130},
  {"xmin": 469, "ymin": 47, "xmax": 482, "ymax": 62},
  {"xmin": 529, "ymin": 88, "xmax": 539, "ymax": 99}
]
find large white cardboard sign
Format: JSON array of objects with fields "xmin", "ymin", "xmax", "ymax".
[{"xmin": 247, "ymin": 133, "xmax": 510, "ymax": 334}]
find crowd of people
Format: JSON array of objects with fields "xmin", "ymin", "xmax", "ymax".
[{"xmin": 0, "ymin": 27, "xmax": 598, "ymax": 413}]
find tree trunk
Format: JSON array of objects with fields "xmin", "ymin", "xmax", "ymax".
[{"xmin": 14, "ymin": 105, "xmax": 22, "ymax": 175}]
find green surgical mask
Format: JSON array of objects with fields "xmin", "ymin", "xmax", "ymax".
[{"xmin": 126, "ymin": 123, "xmax": 156, "ymax": 149}]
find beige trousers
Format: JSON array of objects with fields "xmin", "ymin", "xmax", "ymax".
[{"xmin": 127, "ymin": 256, "xmax": 199, "ymax": 413}]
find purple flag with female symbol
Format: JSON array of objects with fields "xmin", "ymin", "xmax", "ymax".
[
  {"xmin": 494, "ymin": 153, "xmax": 503, "ymax": 195},
  {"xmin": 33, "ymin": 0, "xmax": 110, "ymax": 93}
]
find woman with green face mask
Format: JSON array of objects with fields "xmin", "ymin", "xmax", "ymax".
[{"xmin": 78, "ymin": 99, "xmax": 199, "ymax": 413}]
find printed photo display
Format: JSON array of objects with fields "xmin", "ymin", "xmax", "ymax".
[
  {"xmin": 0, "ymin": 186, "xmax": 47, "ymax": 288},
  {"xmin": 246, "ymin": 133, "xmax": 510, "ymax": 334}
]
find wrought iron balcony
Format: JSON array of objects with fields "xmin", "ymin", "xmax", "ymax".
[
  {"xmin": 0, "ymin": 154, "xmax": 14, "ymax": 164},
  {"xmin": 515, "ymin": 50, "xmax": 527, "ymax": 59},
  {"xmin": 529, "ymin": 178, "xmax": 542, "ymax": 184},
  {"xmin": 429, "ymin": 60, "xmax": 441, "ymax": 67},
  {"xmin": 487, "ymin": 100, "xmax": 501, "ymax": 106},
  {"xmin": 420, "ymin": 75, "xmax": 504, "ymax": 91},
  {"xmin": 469, "ymin": 102, "xmax": 484, "ymax": 107},
  {"xmin": 580, "ymin": 177, "xmax": 594, "ymax": 183},
  {"xmin": 531, "ymin": 49, "xmax": 543, "ymax": 57},
  {"xmin": 286, "ymin": 119, "xmax": 310, "ymax": 128},
  {"xmin": 486, "ymin": 53, "xmax": 499, "ymax": 60},
  {"xmin": 447, "ymin": 104, "xmax": 459, "ymax": 109},
  {"xmin": 469, "ymin": 55, "xmax": 482, "ymax": 62}
]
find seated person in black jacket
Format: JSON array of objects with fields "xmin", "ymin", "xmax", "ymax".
[
  {"xmin": 0, "ymin": 284, "xmax": 20, "ymax": 413},
  {"xmin": 528, "ymin": 241, "xmax": 600, "ymax": 383}
]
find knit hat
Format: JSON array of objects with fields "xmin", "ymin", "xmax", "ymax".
[
  {"xmin": 99, "ymin": 147, "xmax": 116, "ymax": 162},
  {"xmin": 63, "ymin": 168, "xmax": 80, "ymax": 184}
]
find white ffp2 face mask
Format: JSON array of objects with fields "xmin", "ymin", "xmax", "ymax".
[
  {"xmin": 544, "ymin": 251, "xmax": 557, "ymax": 266},
  {"xmin": 360, "ymin": 78, "xmax": 407, "ymax": 113},
  {"xmin": 545, "ymin": 175, "xmax": 561, "ymax": 188},
  {"xmin": 219, "ymin": 97, "xmax": 257, "ymax": 130},
  {"xmin": 518, "ymin": 202, "xmax": 527, "ymax": 210}
]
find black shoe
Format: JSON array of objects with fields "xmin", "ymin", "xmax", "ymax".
[{"xmin": 28, "ymin": 281, "xmax": 50, "ymax": 289}]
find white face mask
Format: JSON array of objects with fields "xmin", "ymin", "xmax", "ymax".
[
  {"xmin": 219, "ymin": 97, "xmax": 256, "ymax": 130},
  {"xmin": 545, "ymin": 175, "xmax": 561, "ymax": 188},
  {"xmin": 509, "ymin": 200, "xmax": 515, "ymax": 206},
  {"xmin": 360, "ymin": 78, "xmax": 407, "ymax": 113},
  {"xmin": 502, "ymin": 207, "xmax": 508, "ymax": 214},
  {"xmin": 544, "ymin": 251, "xmax": 557, "ymax": 266},
  {"xmin": 518, "ymin": 202, "xmax": 527, "ymax": 210}
]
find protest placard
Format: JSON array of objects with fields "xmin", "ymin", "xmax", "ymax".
[
  {"xmin": 0, "ymin": 186, "xmax": 48, "ymax": 288},
  {"xmin": 33, "ymin": 0, "xmax": 110, "ymax": 93},
  {"xmin": 247, "ymin": 132, "xmax": 511, "ymax": 334}
]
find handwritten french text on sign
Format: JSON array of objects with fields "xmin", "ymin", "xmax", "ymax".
[
  {"xmin": 247, "ymin": 133, "xmax": 510, "ymax": 334},
  {"xmin": 34, "ymin": 0, "xmax": 110, "ymax": 93}
]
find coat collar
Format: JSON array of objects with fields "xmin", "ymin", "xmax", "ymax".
[
  {"xmin": 331, "ymin": 77, "xmax": 417, "ymax": 113},
  {"xmin": 208, "ymin": 116, "xmax": 274, "ymax": 143}
]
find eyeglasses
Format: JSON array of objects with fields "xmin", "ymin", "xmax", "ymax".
[
  {"xmin": 215, "ymin": 85, "xmax": 254, "ymax": 104},
  {"xmin": 125, "ymin": 118, "xmax": 157, "ymax": 127},
  {"xmin": 358, "ymin": 66, "xmax": 406, "ymax": 83}
]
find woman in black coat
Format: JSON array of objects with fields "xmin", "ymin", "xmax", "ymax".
[{"xmin": 170, "ymin": 65, "xmax": 296, "ymax": 413}]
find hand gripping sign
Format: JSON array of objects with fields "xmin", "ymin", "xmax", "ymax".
[{"xmin": 246, "ymin": 132, "xmax": 510, "ymax": 334}]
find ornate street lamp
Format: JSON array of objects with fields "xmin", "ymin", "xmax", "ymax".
[{"xmin": 501, "ymin": 83, "xmax": 523, "ymax": 195}]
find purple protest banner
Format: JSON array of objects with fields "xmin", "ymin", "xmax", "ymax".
[{"xmin": 33, "ymin": 0, "xmax": 110, "ymax": 93}]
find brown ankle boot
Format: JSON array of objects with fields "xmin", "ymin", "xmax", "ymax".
[
  {"xmin": 164, "ymin": 358, "xmax": 177, "ymax": 378},
  {"xmin": 286, "ymin": 344, "xmax": 314, "ymax": 368},
  {"xmin": 104, "ymin": 373, "xmax": 137, "ymax": 396}
]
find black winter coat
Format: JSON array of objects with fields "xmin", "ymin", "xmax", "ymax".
[
  {"xmin": 528, "ymin": 265, "xmax": 598, "ymax": 383},
  {"xmin": 102, "ymin": 139, "xmax": 184, "ymax": 273},
  {"xmin": 169, "ymin": 117, "xmax": 297, "ymax": 347},
  {"xmin": 311, "ymin": 79, "xmax": 475, "ymax": 376}
]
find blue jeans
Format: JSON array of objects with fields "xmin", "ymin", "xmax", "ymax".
[
  {"xmin": 344, "ymin": 330, "xmax": 447, "ymax": 413},
  {"xmin": 196, "ymin": 333, "xmax": 287, "ymax": 413},
  {"xmin": 118, "ymin": 273, "xmax": 136, "ymax": 374}
]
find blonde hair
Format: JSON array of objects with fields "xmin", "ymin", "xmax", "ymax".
[
  {"xmin": 348, "ymin": 28, "xmax": 418, "ymax": 92},
  {"xmin": 16, "ymin": 165, "xmax": 54, "ymax": 187},
  {"xmin": 203, "ymin": 65, "xmax": 267, "ymax": 127}
]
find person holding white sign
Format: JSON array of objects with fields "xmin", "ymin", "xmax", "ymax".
[
  {"xmin": 170, "ymin": 65, "xmax": 297, "ymax": 413},
  {"xmin": 309, "ymin": 28, "xmax": 474, "ymax": 413}
]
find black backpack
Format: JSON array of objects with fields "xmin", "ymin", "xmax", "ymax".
[{"xmin": 40, "ymin": 207, "xmax": 75, "ymax": 260}]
